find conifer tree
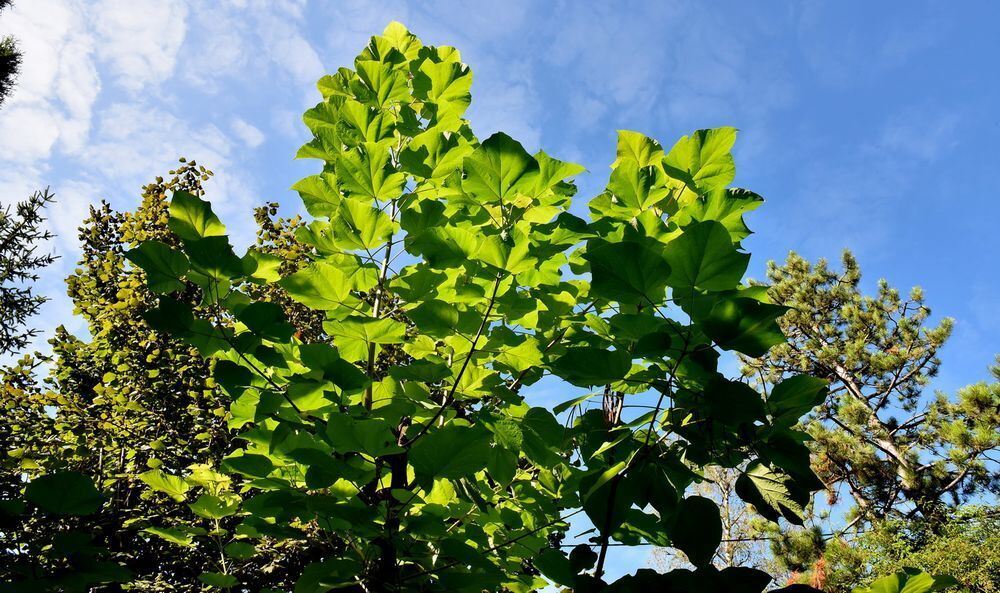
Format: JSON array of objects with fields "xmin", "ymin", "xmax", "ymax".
[
  {"xmin": 743, "ymin": 251, "xmax": 1000, "ymax": 589},
  {"xmin": 0, "ymin": 189, "xmax": 56, "ymax": 356}
]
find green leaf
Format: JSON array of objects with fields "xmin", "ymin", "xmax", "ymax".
[
  {"xmin": 237, "ymin": 302, "xmax": 295, "ymax": 342},
  {"xmin": 138, "ymin": 469, "xmax": 189, "ymax": 502},
  {"xmin": 189, "ymin": 493, "xmax": 240, "ymax": 519},
  {"xmin": 224, "ymin": 541, "xmax": 256, "ymax": 560},
  {"xmin": 735, "ymin": 461, "xmax": 808, "ymax": 525},
  {"xmin": 291, "ymin": 173, "xmax": 341, "ymax": 218},
  {"xmin": 702, "ymin": 377, "xmax": 767, "ymax": 425},
  {"xmin": 199, "ymin": 572, "xmax": 239, "ymax": 588},
  {"xmin": 852, "ymin": 567, "xmax": 959, "ymax": 593},
  {"xmin": 462, "ymin": 132, "xmax": 539, "ymax": 205},
  {"xmin": 326, "ymin": 415, "xmax": 399, "ymax": 457},
  {"xmin": 549, "ymin": 347, "xmax": 632, "ymax": 388},
  {"xmin": 585, "ymin": 239, "xmax": 671, "ymax": 304},
  {"xmin": 243, "ymin": 249, "xmax": 283, "ymax": 283},
  {"xmin": 407, "ymin": 225, "xmax": 479, "ymax": 268},
  {"xmin": 613, "ymin": 130, "xmax": 664, "ymax": 168},
  {"xmin": 607, "ymin": 159, "xmax": 669, "ymax": 212},
  {"xmin": 476, "ymin": 233, "xmax": 535, "ymax": 274},
  {"xmin": 169, "ymin": 190, "xmax": 226, "ymax": 240},
  {"xmin": 406, "ymin": 299, "xmax": 459, "ymax": 337},
  {"xmin": 412, "ymin": 59, "xmax": 472, "ymax": 121},
  {"xmin": 680, "ymin": 187, "xmax": 763, "ymax": 241},
  {"xmin": 494, "ymin": 338, "xmax": 544, "ymax": 374},
  {"xmin": 767, "ymin": 375, "xmax": 829, "ymax": 427},
  {"xmin": 324, "ymin": 316, "xmax": 407, "ymax": 360},
  {"xmin": 144, "ymin": 525, "xmax": 205, "ymax": 548},
  {"xmin": 25, "ymin": 472, "xmax": 104, "ymax": 515},
  {"xmin": 703, "ymin": 297, "xmax": 786, "ymax": 357},
  {"xmin": 662, "ymin": 127, "xmax": 737, "ymax": 194},
  {"xmin": 664, "ymin": 221, "xmax": 749, "ymax": 291},
  {"xmin": 280, "ymin": 261, "xmax": 351, "ymax": 310},
  {"xmin": 355, "ymin": 60, "xmax": 409, "ymax": 107},
  {"xmin": 184, "ymin": 236, "xmax": 245, "ymax": 280},
  {"xmin": 336, "ymin": 142, "xmax": 405, "ymax": 203},
  {"xmin": 409, "ymin": 424, "xmax": 491, "ymax": 479},
  {"xmin": 125, "ymin": 241, "xmax": 189, "ymax": 293},
  {"xmin": 534, "ymin": 548, "xmax": 576, "ymax": 587},
  {"xmin": 670, "ymin": 495, "xmax": 721, "ymax": 568},
  {"xmin": 399, "ymin": 128, "xmax": 473, "ymax": 180},
  {"xmin": 294, "ymin": 557, "xmax": 362, "ymax": 593},
  {"xmin": 331, "ymin": 196, "xmax": 395, "ymax": 251},
  {"xmin": 142, "ymin": 296, "xmax": 193, "ymax": 334},
  {"xmin": 221, "ymin": 454, "xmax": 274, "ymax": 478}
]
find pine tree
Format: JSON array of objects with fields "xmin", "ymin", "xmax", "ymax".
[{"xmin": 743, "ymin": 251, "xmax": 1000, "ymax": 589}]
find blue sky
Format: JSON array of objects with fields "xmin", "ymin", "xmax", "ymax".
[{"xmin": 2, "ymin": 0, "xmax": 999, "ymax": 579}]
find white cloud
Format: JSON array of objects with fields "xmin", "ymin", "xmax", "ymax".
[
  {"xmin": 48, "ymin": 179, "xmax": 100, "ymax": 257},
  {"xmin": 89, "ymin": 0, "xmax": 189, "ymax": 92},
  {"xmin": 231, "ymin": 117, "xmax": 266, "ymax": 148},
  {"xmin": 0, "ymin": 0, "xmax": 98, "ymax": 161},
  {"xmin": 0, "ymin": 106, "xmax": 63, "ymax": 162}
]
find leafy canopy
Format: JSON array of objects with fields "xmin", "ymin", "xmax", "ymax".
[{"xmin": 119, "ymin": 21, "xmax": 840, "ymax": 593}]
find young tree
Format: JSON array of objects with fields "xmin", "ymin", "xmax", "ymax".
[
  {"xmin": 118, "ymin": 22, "xmax": 833, "ymax": 593},
  {"xmin": 0, "ymin": 188, "xmax": 56, "ymax": 356}
]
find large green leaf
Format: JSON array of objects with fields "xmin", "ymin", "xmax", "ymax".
[
  {"xmin": 125, "ymin": 241, "xmax": 189, "ymax": 293},
  {"xmin": 665, "ymin": 221, "xmax": 749, "ymax": 291},
  {"xmin": 669, "ymin": 495, "xmax": 721, "ymax": 568},
  {"xmin": 703, "ymin": 297, "xmax": 786, "ymax": 357},
  {"xmin": 25, "ymin": 472, "xmax": 104, "ymax": 515},
  {"xmin": 184, "ymin": 236, "xmax": 244, "ymax": 280},
  {"xmin": 613, "ymin": 130, "xmax": 664, "ymax": 168},
  {"xmin": 168, "ymin": 190, "xmax": 226, "ymax": 240},
  {"xmin": 735, "ymin": 461, "xmax": 808, "ymax": 525},
  {"xmin": 331, "ymin": 196, "xmax": 395, "ymax": 251},
  {"xmin": 409, "ymin": 424, "xmax": 491, "ymax": 478},
  {"xmin": 549, "ymin": 347, "xmax": 632, "ymax": 388},
  {"xmin": 139, "ymin": 469, "xmax": 190, "ymax": 502},
  {"xmin": 188, "ymin": 493, "xmax": 240, "ymax": 520},
  {"xmin": 324, "ymin": 316, "xmax": 407, "ymax": 360},
  {"xmin": 280, "ymin": 261, "xmax": 351, "ymax": 310},
  {"xmin": 852, "ymin": 568, "xmax": 959, "ymax": 593},
  {"xmin": 355, "ymin": 60, "xmax": 409, "ymax": 107},
  {"xmin": 662, "ymin": 127, "xmax": 737, "ymax": 194},
  {"xmin": 462, "ymin": 132, "xmax": 539, "ymax": 205},
  {"xmin": 144, "ymin": 525, "xmax": 206, "ymax": 548},
  {"xmin": 399, "ymin": 128, "xmax": 473, "ymax": 180},
  {"xmin": 236, "ymin": 302, "xmax": 295, "ymax": 342},
  {"xmin": 406, "ymin": 299, "xmax": 459, "ymax": 337},
  {"xmin": 294, "ymin": 558, "xmax": 363, "ymax": 593},
  {"xmin": 336, "ymin": 142, "xmax": 405, "ymax": 203},
  {"xmin": 412, "ymin": 59, "xmax": 472, "ymax": 120},
  {"xmin": 767, "ymin": 375, "xmax": 829, "ymax": 427},
  {"xmin": 326, "ymin": 415, "xmax": 400, "ymax": 457},
  {"xmin": 585, "ymin": 239, "xmax": 671, "ymax": 305},
  {"xmin": 607, "ymin": 159, "xmax": 669, "ymax": 212}
]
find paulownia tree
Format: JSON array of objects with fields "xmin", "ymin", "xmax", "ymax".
[{"xmin": 115, "ymin": 23, "xmax": 836, "ymax": 592}]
